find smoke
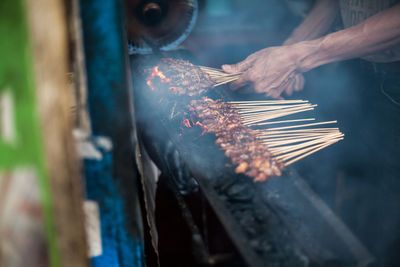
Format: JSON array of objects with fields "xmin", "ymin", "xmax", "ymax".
[
  {"xmin": 182, "ymin": 0, "xmax": 303, "ymax": 67},
  {"xmin": 286, "ymin": 59, "xmax": 400, "ymax": 264},
  {"xmin": 181, "ymin": 0, "xmax": 400, "ymax": 264},
  {"xmin": 132, "ymin": 0, "xmax": 400, "ymax": 264}
]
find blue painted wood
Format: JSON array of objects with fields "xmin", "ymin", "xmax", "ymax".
[
  {"xmin": 84, "ymin": 147, "xmax": 120, "ymax": 267},
  {"xmin": 80, "ymin": 0, "xmax": 131, "ymax": 136},
  {"xmin": 79, "ymin": 0, "xmax": 144, "ymax": 266}
]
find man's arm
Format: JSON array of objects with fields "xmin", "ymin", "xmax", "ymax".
[
  {"xmin": 283, "ymin": 0, "xmax": 339, "ymax": 95},
  {"xmin": 284, "ymin": 0, "xmax": 339, "ymax": 45},
  {"xmin": 223, "ymin": 4, "xmax": 400, "ymax": 98},
  {"xmin": 297, "ymin": 4, "xmax": 400, "ymax": 71}
]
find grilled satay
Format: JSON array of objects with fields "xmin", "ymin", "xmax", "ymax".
[
  {"xmin": 146, "ymin": 58, "xmax": 215, "ymax": 96},
  {"xmin": 189, "ymin": 97, "xmax": 283, "ymax": 182}
]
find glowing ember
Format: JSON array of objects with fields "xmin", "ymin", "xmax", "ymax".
[
  {"xmin": 195, "ymin": 121, "xmax": 208, "ymax": 135},
  {"xmin": 155, "ymin": 66, "xmax": 166, "ymax": 79},
  {"xmin": 146, "ymin": 66, "xmax": 171, "ymax": 91},
  {"xmin": 183, "ymin": 119, "xmax": 191, "ymax": 128},
  {"xmin": 146, "ymin": 80, "xmax": 153, "ymax": 90}
]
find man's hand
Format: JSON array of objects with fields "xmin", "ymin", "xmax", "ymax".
[
  {"xmin": 220, "ymin": 0, "xmax": 338, "ymax": 98},
  {"xmin": 222, "ymin": 46, "xmax": 306, "ymax": 98}
]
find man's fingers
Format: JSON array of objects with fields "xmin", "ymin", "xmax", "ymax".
[
  {"xmin": 285, "ymin": 79, "xmax": 296, "ymax": 96},
  {"xmin": 253, "ymin": 80, "xmax": 270, "ymax": 94},
  {"xmin": 266, "ymin": 89, "xmax": 284, "ymax": 99},
  {"xmin": 273, "ymin": 80, "xmax": 291, "ymax": 99},
  {"xmin": 252, "ymin": 73, "xmax": 288, "ymax": 95},
  {"xmin": 222, "ymin": 57, "xmax": 255, "ymax": 74},
  {"xmin": 222, "ymin": 62, "xmax": 249, "ymax": 73},
  {"xmin": 286, "ymin": 86, "xmax": 293, "ymax": 96},
  {"xmin": 229, "ymin": 72, "xmax": 250, "ymax": 90},
  {"xmin": 294, "ymin": 73, "xmax": 305, "ymax": 91},
  {"xmin": 221, "ymin": 64, "xmax": 236, "ymax": 74},
  {"xmin": 270, "ymin": 88, "xmax": 286, "ymax": 99},
  {"xmin": 265, "ymin": 88, "xmax": 279, "ymax": 98},
  {"xmin": 284, "ymin": 74, "xmax": 304, "ymax": 96},
  {"xmin": 265, "ymin": 78, "xmax": 292, "ymax": 99}
]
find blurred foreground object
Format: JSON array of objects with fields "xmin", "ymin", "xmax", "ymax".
[
  {"xmin": 79, "ymin": 0, "xmax": 145, "ymax": 266},
  {"xmin": 0, "ymin": 0, "xmax": 87, "ymax": 266}
]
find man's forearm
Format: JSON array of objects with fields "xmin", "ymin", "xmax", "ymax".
[
  {"xmin": 295, "ymin": 4, "xmax": 400, "ymax": 71},
  {"xmin": 284, "ymin": 0, "xmax": 339, "ymax": 45}
]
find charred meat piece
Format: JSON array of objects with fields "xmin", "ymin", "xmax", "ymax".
[
  {"xmin": 189, "ymin": 97, "xmax": 283, "ymax": 182},
  {"xmin": 146, "ymin": 58, "xmax": 215, "ymax": 96}
]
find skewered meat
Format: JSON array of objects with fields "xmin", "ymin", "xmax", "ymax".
[
  {"xmin": 189, "ymin": 97, "xmax": 283, "ymax": 182},
  {"xmin": 146, "ymin": 58, "xmax": 215, "ymax": 96}
]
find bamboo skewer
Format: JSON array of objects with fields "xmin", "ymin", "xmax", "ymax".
[
  {"xmin": 283, "ymin": 138, "xmax": 343, "ymax": 165},
  {"xmin": 261, "ymin": 132, "xmax": 343, "ymax": 146},
  {"xmin": 262, "ymin": 128, "xmax": 340, "ymax": 134},
  {"xmin": 274, "ymin": 137, "xmax": 342, "ymax": 160},
  {"xmin": 259, "ymin": 132, "xmax": 337, "ymax": 140},
  {"xmin": 229, "ymin": 100, "xmax": 309, "ymax": 104},
  {"xmin": 228, "ymin": 100, "xmax": 344, "ymax": 168},
  {"xmin": 199, "ymin": 66, "xmax": 242, "ymax": 87},
  {"xmin": 242, "ymin": 107, "xmax": 316, "ymax": 125},
  {"xmin": 245, "ymin": 118, "xmax": 315, "ymax": 125},
  {"xmin": 239, "ymin": 105, "xmax": 315, "ymax": 118},
  {"xmin": 268, "ymin": 133, "xmax": 343, "ymax": 151},
  {"xmin": 237, "ymin": 104, "xmax": 314, "ymax": 113},
  {"xmin": 266, "ymin": 121, "xmax": 338, "ymax": 131}
]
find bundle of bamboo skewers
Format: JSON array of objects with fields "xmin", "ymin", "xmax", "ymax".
[
  {"xmin": 190, "ymin": 97, "xmax": 344, "ymax": 181},
  {"xmin": 228, "ymin": 100, "xmax": 344, "ymax": 167},
  {"xmin": 145, "ymin": 58, "xmax": 242, "ymax": 96},
  {"xmin": 199, "ymin": 66, "xmax": 242, "ymax": 88}
]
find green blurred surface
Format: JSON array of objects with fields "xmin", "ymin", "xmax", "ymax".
[{"xmin": 0, "ymin": 0, "xmax": 59, "ymax": 266}]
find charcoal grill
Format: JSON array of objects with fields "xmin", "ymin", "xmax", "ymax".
[{"xmin": 130, "ymin": 52, "xmax": 374, "ymax": 267}]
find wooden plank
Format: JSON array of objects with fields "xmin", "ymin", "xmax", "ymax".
[
  {"xmin": 79, "ymin": 0, "xmax": 145, "ymax": 265},
  {"xmin": 25, "ymin": 0, "xmax": 89, "ymax": 266},
  {"xmin": 1, "ymin": 0, "xmax": 57, "ymax": 265}
]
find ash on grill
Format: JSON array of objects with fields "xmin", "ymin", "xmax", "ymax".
[{"xmin": 189, "ymin": 97, "xmax": 283, "ymax": 182}]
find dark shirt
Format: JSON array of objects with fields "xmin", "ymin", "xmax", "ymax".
[{"xmin": 339, "ymin": 0, "xmax": 400, "ymax": 62}]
